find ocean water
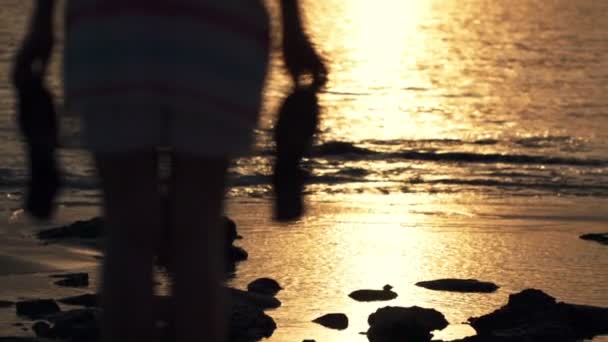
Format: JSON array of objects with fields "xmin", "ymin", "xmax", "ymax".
[{"xmin": 0, "ymin": 0, "xmax": 607, "ymax": 341}]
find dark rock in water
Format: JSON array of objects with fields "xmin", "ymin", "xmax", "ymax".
[
  {"xmin": 38, "ymin": 215, "xmax": 240, "ymax": 245},
  {"xmin": 46, "ymin": 308, "xmax": 100, "ymax": 341},
  {"xmin": 157, "ymin": 289, "xmax": 278, "ymax": 342},
  {"xmin": 415, "ymin": 279, "xmax": 499, "ymax": 293},
  {"xmin": 50, "ymin": 215, "xmax": 248, "ymax": 277},
  {"xmin": 228, "ymin": 246, "xmax": 249, "ymax": 263},
  {"xmin": 367, "ymin": 306, "xmax": 448, "ymax": 342},
  {"xmin": 157, "ymin": 216, "xmax": 245, "ymax": 273},
  {"xmin": 51, "ymin": 273, "xmax": 89, "ymax": 288},
  {"xmin": 228, "ymin": 298, "xmax": 277, "ymax": 342},
  {"xmin": 312, "ymin": 313, "xmax": 348, "ymax": 330},
  {"xmin": 58, "ymin": 294, "xmax": 98, "ymax": 307},
  {"xmin": 349, "ymin": 285, "xmax": 397, "ymax": 302},
  {"xmin": 315, "ymin": 141, "xmax": 374, "ymax": 156},
  {"xmin": 38, "ymin": 217, "xmax": 104, "ymax": 240},
  {"xmin": 31, "ymin": 321, "xmax": 51, "ymax": 338},
  {"xmin": 506, "ymin": 288, "xmax": 556, "ymax": 309},
  {"xmin": 16, "ymin": 299, "xmax": 60, "ymax": 319},
  {"xmin": 224, "ymin": 216, "xmax": 239, "ymax": 243},
  {"xmin": 580, "ymin": 232, "xmax": 608, "ymax": 246},
  {"xmin": 0, "ymin": 300, "xmax": 14, "ymax": 308},
  {"xmin": 228, "ymin": 288, "xmax": 281, "ymax": 310},
  {"xmin": 467, "ymin": 289, "xmax": 608, "ymax": 341},
  {"xmin": 247, "ymin": 278, "xmax": 282, "ymax": 296}
]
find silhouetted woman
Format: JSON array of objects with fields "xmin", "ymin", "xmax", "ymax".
[{"xmin": 13, "ymin": 0, "xmax": 326, "ymax": 341}]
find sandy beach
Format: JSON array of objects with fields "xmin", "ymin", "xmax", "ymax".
[
  {"xmin": 2, "ymin": 0, "xmax": 608, "ymax": 340},
  {"xmin": 1, "ymin": 194, "xmax": 607, "ymax": 341}
]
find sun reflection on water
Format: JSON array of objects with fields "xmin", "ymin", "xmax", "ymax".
[
  {"xmin": 246, "ymin": 0, "xmax": 608, "ymax": 340},
  {"xmin": 311, "ymin": 0, "xmax": 446, "ymax": 141}
]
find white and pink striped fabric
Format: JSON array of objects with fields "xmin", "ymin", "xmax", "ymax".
[{"xmin": 63, "ymin": 0, "xmax": 270, "ymax": 156}]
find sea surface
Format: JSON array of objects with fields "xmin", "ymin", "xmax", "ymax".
[{"xmin": 0, "ymin": 0, "xmax": 607, "ymax": 341}]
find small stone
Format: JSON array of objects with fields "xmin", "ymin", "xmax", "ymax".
[
  {"xmin": 37, "ymin": 217, "xmax": 104, "ymax": 240},
  {"xmin": 58, "ymin": 294, "xmax": 98, "ymax": 307},
  {"xmin": 228, "ymin": 246, "xmax": 249, "ymax": 262},
  {"xmin": 32, "ymin": 321, "xmax": 51, "ymax": 337},
  {"xmin": 0, "ymin": 300, "xmax": 14, "ymax": 308},
  {"xmin": 228, "ymin": 288, "xmax": 281, "ymax": 310},
  {"xmin": 228, "ymin": 300, "xmax": 277, "ymax": 341},
  {"xmin": 349, "ymin": 284, "xmax": 397, "ymax": 302},
  {"xmin": 312, "ymin": 313, "xmax": 349, "ymax": 330},
  {"xmin": 223, "ymin": 216, "xmax": 238, "ymax": 243},
  {"xmin": 52, "ymin": 273, "xmax": 89, "ymax": 287},
  {"xmin": 247, "ymin": 278, "xmax": 282, "ymax": 296},
  {"xmin": 415, "ymin": 279, "xmax": 499, "ymax": 293},
  {"xmin": 16, "ymin": 299, "xmax": 60, "ymax": 319},
  {"xmin": 579, "ymin": 233, "xmax": 608, "ymax": 246},
  {"xmin": 46, "ymin": 308, "xmax": 100, "ymax": 340}
]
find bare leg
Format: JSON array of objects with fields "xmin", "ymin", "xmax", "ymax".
[
  {"xmin": 168, "ymin": 155, "xmax": 229, "ymax": 342},
  {"xmin": 95, "ymin": 151, "xmax": 163, "ymax": 342}
]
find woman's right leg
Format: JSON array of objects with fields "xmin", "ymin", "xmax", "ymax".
[{"xmin": 168, "ymin": 155, "xmax": 229, "ymax": 341}]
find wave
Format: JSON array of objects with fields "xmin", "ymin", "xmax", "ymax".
[
  {"xmin": 0, "ymin": 171, "xmax": 99, "ymax": 190},
  {"xmin": 417, "ymin": 178, "xmax": 608, "ymax": 193},
  {"xmin": 2, "ymin": 168, "xmax": 606, "ymax": 198},
  {"xmin": 313, "ymin": 141, "xmax": 606, "ymax": 167}
]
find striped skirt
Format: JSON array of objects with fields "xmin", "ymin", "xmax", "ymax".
[{"xmin": 63, "ymin": 0, "xmax": 270, "ymax": 156}]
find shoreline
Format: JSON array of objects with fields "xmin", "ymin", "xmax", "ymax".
[{"xmin": 1, "ymin": 194, "xmax": 607, "ymax": 341}]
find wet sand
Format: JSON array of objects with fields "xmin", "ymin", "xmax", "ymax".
[{"xmin": 1, "ymin": 194, "xmax": 606, "ymax": 341}]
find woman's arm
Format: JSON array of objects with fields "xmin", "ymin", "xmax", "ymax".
[
  {"xmin": 280, "ymin": 0, "xmax": 327, "ymax": 87},
  {"xmin": 31, "ymin": 0, "xmax": 57, "ymax": 29},
  {"xmin": 12, "ymin": 0, "xmax": 57, "ymax": 86}
]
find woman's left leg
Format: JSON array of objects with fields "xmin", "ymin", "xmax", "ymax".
[{"xmin": 95, "ymin": 151, "xmax": 163, "ymax": 342}]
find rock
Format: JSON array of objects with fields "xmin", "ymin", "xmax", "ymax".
[
  {"xmin": 247, "ymin": 278, "xmax": 282, "ymax": 296},
  {"xmin": 46, "ymin": 308, "xmax": 100, "ymax": 341},
  {"xmin": 16, "ymin": 299, "xmax": 60, "ymax": 319},
  {"xmin": 58, "ymin": 294, "xmax": 98, "ymax": 307},
  {"xmin": 312, "ymin": 313, "xmax": 348, "ymax": 330},
  {"xmin": 415, "ymin": 279, "xmax": 499, "ymax": 293},
  {"xmin": 507, "ymin": 288, "xmax": 555, "ymax": 309},
  {"xmin": 23, "ymin": 295, "xmax": 277, "ymax": 342},
  {"xmin": 227, "ymin": 299, "xmax": 277, "ymax": 342},
  {"xmin": 228, "ymin": 288, "xmax": 281, "ymax": 310},
  {"xmin": 228, "ymin": 246, "xmax": 249, "ymax": 263},
  {"xmin": 31, "ymin": 321, "xmax": 51, "ymax": 338},
  {"xmin": 467, "ymin": 289, "xmax": 608, "ymax": 341},
  {"xmin": 367, "ymin": 306, "xmax": 448, "ymax": 342},
  {"xmin": 157, "ymin": 289, "xmax": 278, "ymax": 342},
  {"xmin": 37, "ymin": 217, "xmax": 104, "ymax": 240},
  {"xmin": 0, "ymin": 300, "xmax": 14, "ymax": 308},
  {"xmin": 315, "ymin": 141, "xmax": 375, "ymax": 156},
  {"xmin": 51, "ymin": 273, "xmax": 89, "ymax": 288},
  {"xmin": 38, "ymin": 215, "xmax": 240, "ymax": 245},
  {"xmin": 155, "ymin": 216, "xmax": 246, "ymax": 274},
  {"xmin": 349, "ymin": 285, "xmax": 397, "ymax": 302},
  {"xmin": 580, "ymin": 233, "xmax": 608, "ymax": 245},
  {"xmin": 223, "ymin": 216, "xmax": 239, "ymax": 243}
]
